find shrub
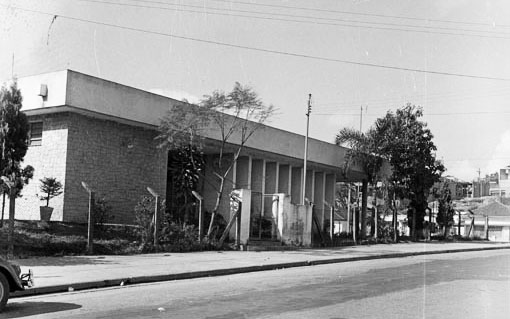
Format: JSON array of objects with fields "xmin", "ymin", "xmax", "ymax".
[
  {"xmin": 134, "ymin": 195, "xmax": 165, "ymax": 252},
  {"xmin": 377, "ymin": 221, "xmax": 395, "ymax": 241},
  {"xmin": 94, "ymin": 196, "xmax": 114, "ymax": 235},
  {"xmin": 38, "ymin": 177, "xmax": 63, "ymax": 207},
  {"xmin": 159, "ymin": 222, "xmax": 205, "ymax": 252}
]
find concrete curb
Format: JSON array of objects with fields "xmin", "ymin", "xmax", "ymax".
[{"xmin": 12, "ymin": 245, "xmax": 510, "ymax": 298}]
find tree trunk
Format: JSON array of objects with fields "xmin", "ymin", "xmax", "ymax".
[
  {"xmin": 393, "ymin": 192, "xmax": 398, "ymax": 242},
  {"xmin": 360, "ymin": 180, "xmax": 368, "ymax": 240},
  {"xmin": 207, "ymin": 176, "xmax": 225, "ymax": 237},
  {"xmin": 412, "ymin": 207, "xmax": 417, "ymax": 241},
  {"xmin": 0, "ymin": 192, "xmax": 5, "ymax": 228},
  {"xmin": 7, "ymin": 189, "xmax": 15, "ymax": 259}
]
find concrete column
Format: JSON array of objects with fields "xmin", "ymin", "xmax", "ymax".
[
  {"xmin": 235, "ymin": 156, "xmax": 252, "ymax": 189},
  {"xmin": 265, "ymin": 162, "xmax": 278, "ymax": 239},
  {"xmin": 288, "ymin": 165, "xmax": 292, "ymax": 197},
  {"xmin": 305, "ymin": 170, "xmax": 314, "ymax": 204},
  {"xmin": 265, "ymin": 162, "xmax": 278, "ymax": 194},
  {"xmin": 278, "ymin": 164, "xmax": 291, "ymax": 195},
  {"xmin": 251, "ymin": 159, "xmax": 264, "ymax": 219},
  {"xmin": 291, "ymin": 167, "xmax": 302, "ymax": 204},
  {"xmin": 325, "ymin": 174, "xmax": 336, "ymax": 233},
  {"xmin": 237, "ymin": 189, "xmax": 252, "ymax": 246},
  {"xmin": 314, "ymin": 172, "xmax": 325, "ymax": 229}
]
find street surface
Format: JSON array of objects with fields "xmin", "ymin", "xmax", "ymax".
[{"xmin": 4, "ymin": 250, "xmax": 510, "ymax": 318}]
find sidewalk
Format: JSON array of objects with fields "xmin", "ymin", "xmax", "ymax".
[{"xmin": 11, "ymin": 241, "xmax": 510, "ymax": 298}]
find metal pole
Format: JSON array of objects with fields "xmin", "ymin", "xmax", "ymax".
[
  {"xmin": 393, "ymin": 192, "xmax": 398, "ymax": 242},
  {"xmin": 302, "ymin": 94, "xmax": 311, "ymax": 205},
  {"xmin": 198, "ymin": 198, "xmax": 203, "ymax": 242},
  {"xmin": 429, "ymin": 203, "xmax": 432, "ymax": 241},
  {"xmin": 154, "ymin": 195, "xmax": 159, "ymax": 248},
  {"xmin": 374, "ymin": 206, "xmax": 378, "ymax": 240},
  {"xmin": 458, "ymin": 211, "xmax": 462, "ymax": 236},
  {"xmin": 192, "ymin": 191, "xmax": 204, "ymax": 243},
  {"xmin": 347, "ymin": 185, "xmax": 351, "ymax": 234},
  {"xmin": 147, "ymin": 187, "xmax": 160, "ymax": 250},
  {"xmin": 485, "ymin": 215, "xmax": 489, "ymax": 240},
  {"xmin": 81, "ymin": 182, "xmax": 95, "ymax": 255},
  {"xmin": 87, "ymin": 191, "xmax": 95, "ymax": 254},
  {"xmin": 329, "ymin": 205, "xmax": 334, "ymax": 240},
  {"xmin": 353, "ymin": 205, "xmax": 357, "ymax": 244}
]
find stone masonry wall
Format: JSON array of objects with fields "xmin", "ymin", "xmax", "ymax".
[
  {"xmin": 64, "ymin": 113, "xmax": 167, "ymax": 223},
  {"xmin": 14, "ymin": 113, "xmax": 69, "ymax": 221}
]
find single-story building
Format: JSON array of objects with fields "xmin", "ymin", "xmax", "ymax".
[
  {"xmin": 4, "ymin": 70, "xmax": 389, "ymax": 246},
  {"xmin": 465, "ymin": 201, "xmax": 510, "ymax": 242}
]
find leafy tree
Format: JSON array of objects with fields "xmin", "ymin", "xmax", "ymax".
[
  {"xmin": 375, "ymin": 104, "xmax": 444, "ymax": 239},
  {"xmin": 39, "ymin": 177, "xmax": 64, "ymax": 207},
  {"xmin": 0, "ymin": 80, "xmax": 33, "ymax": 258},
  {"xmin": 335, "ymin": 127, "xmax": 385, "ymax": 240},
  {"xmin": 167, "ymin": 145, "xmax": 204, "ymax": 224},
  {"xmin": 0, "ymin": 165, "xmax": 33, "ymax": 228},
  {"xmin": 434, "ymin": 181, "xmax": 455, "ymax": 236},
  {"xmin": 158, "ymin": 83, "xmax": 274, "ymax": 238}
]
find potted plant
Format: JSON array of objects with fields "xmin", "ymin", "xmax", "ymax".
[{"xmin": 38, "ymin": 177, "xmax": 63, "ymax": 221}]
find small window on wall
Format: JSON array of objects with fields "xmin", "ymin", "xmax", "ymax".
[{"xmin": 29, "ymin": 122, "xmax": 43, "ymax": 146}]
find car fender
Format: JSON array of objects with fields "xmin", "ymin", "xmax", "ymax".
[{"xmin": 0, "ymin": 264, "xmax": 24, "ymax": 292}]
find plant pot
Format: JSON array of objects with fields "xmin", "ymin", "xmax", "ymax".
[{"xmin": 40, "ymin": 206, "xmax": 54, "ymax": 221}]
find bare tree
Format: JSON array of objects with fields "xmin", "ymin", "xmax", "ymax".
[{"xmin": 158, "ymin": 83, "xmax": 274, "ymax": 238}]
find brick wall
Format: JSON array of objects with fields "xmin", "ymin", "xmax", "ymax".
[
  {"xmin": 64, "ymin": 113, "xmax": 168, "ymax": 223},
  {"xmin": 9, "ymin": 112, "xmax": 168, "ymax": 224}
]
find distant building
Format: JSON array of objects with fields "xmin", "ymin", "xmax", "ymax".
[
  {"xmin": 472, "ymin": 177, "xmax": 491, "ymax": 198},
  {"xmin": 432, "ymin": 175, "xmax": 470, "ymax": 200},
  {"xmin": 488, "ymin": 165, "xmax": 510, "ymax": 196},
  {"xmin": 466, "ymin": 201, "xmax": 510, "ymax": 242}
]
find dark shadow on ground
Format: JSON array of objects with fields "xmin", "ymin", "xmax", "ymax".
[
  {"xmin": 2, "ymin": 301, "xmax": 82, "ymax": 318},
  {"xmin": 13, "ymin": 256, "xmax": 118, "ymax": 267}
]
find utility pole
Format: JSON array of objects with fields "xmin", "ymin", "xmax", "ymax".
[
  {"xmin": 302, "ymin": 94, "xmax": 312, "ymax": 205},
  {"xmin": 359, "ymin": 105, "xmax": 363, "ymax": 131},
  {"xmin": 477, "ymin": 168, "xmax": 482, "ymax": 197},
  {"xmin": 347, "ymin": 184, "xmax": 351, "ymax": 233}
]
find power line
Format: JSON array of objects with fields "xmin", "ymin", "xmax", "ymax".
[
  {"xmin": 314, "ymin": 111, "xmax": 510, "ymax": 116},
  {"xmin": 441, "ymin": 157, "xmax": 510, "ymax": 162},
  {"xmin": 3, "ymin": 4, "xmax": 510, "ymax": 82},
  {"xmin": 72, "ymin": 0, "xmax": 510, "ymax": 40},
  {"xmin": 314, "ymin": 90, "xmax": 510, "ymax": 113},
  {"xmin": 104, "ymin": 0, "xmax": 510, "ymax": 37},
  {"xmin": 210, "ymin": 0, "xmax": 510, "ymax": 29},
  {"xmin": 315, "ymin": 85, "xmax": 510, "ymax": 108}
]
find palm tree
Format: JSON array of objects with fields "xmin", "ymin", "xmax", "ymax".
[{"xmin": 335, "ymin": 127, "xmax": 385, "ymax": 241}]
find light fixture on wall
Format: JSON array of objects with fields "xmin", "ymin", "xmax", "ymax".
[{"xmin": 38, "ymin": 84, "xmax": 48, "ymax": 98}]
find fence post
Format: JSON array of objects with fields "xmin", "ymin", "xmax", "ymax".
[
  {"xmin": 485, "ymin": 215, "xmax": 489, "ymax": 240},
  {"xmin": 147, "ymin": 187, "xmax": 160, "ymax": 250},
  {"xmin": 81, "ymin": 182, "xmax": 95, "ymax": 255},
  {"xmin": 192, "ymin": 191, "xmax": 203, "ymax": 243}
]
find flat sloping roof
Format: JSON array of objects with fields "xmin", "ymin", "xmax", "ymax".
[{"xmin": 18, "ymin": 69, "xmax": 390, "ymax": 180}]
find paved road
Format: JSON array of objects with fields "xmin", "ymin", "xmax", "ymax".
[{"xmin": 4, "ymin": 250, "xmax": 510, "ymax": 318}]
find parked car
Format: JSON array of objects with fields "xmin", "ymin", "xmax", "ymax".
[{"xmin": 0, "ymin": 257, "xmax": 33, "ymax": 312}]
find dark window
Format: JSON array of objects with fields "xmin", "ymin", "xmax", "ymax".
[{"xmin": 29, "ymin": 122, "xmax": 43, "ymax": 146}]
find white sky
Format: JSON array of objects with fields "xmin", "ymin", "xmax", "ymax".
[{"xmin": 1, "ymin": 0, "xmax": 510, "ymax": 182}]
